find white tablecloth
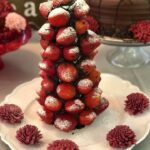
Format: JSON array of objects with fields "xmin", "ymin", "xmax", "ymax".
[{"xmin": 0, "ymin": 33, "xmax": 150, "ymax": 150}]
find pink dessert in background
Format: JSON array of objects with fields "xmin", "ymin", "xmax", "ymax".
[{"xmin": 0, "ymin": 0, "xmax": 32, "ymax": 70}]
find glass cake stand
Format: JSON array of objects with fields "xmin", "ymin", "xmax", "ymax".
[{"xmin": 100, "ymin": 36, "xmax": 150, "ymax": 68}]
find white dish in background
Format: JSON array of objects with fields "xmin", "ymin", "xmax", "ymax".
[{"xmin": 0, "ymin": 74, "xmax": 150, "ymax": 150}]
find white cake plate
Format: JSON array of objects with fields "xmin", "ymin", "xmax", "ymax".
[{"xmin": 0, "ymin": 74, "xmax": 150, "ymax": 150}]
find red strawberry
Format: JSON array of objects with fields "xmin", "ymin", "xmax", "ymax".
[
  {"xmin": 39, "ymin": 1, "xmax": 53, "ymax": 18},
  {"xmin": 85, "ymin": 88, "xmax": 101, "ymax": 109},
  {"xmin": 48, "ymin": 8, "xmax": 70, "ymax": 27},
  {"xmin": 40, "ymin": 38, "xmax": 49, "ymax": 50},
  {"xmin": 84, "ymin": 15, "xmax": 100, "ymax": 32},
  {"xmin": 75, "ymin": 19, "xmax": 89, "ymax": 34},
  {"xmin": 41, "ymin": 78, "xmax": 55, "ymax": 93},
  {"xmin": 57, "ymin": 63, "xmax": 78, "ymax": 82},
  {"xmin": 73, "ymin": 0, "xmax": 90, "ymax": 18},
  {"xmin": 94, "ymin": 97, "xmax": 109, "ymax": 115},
  {"xmin": 56, "ymin": 27, "xmax": 77, "ymax": 46},
  {"xmin": 77, "ymin": 78, "xmax": 93, "ymax": 94},
  {"xmin": 89, "ymin": 69, "xmax": 101, "ymax": 86},
  {"xmin": 80, "ymin": 30, "xmax": 100, "ymax": 55},
  {"xmin": 38, "ymin": 23, "xmax": 55, "ymax": 41},
  {"xmin": 37, "ymin": 107, "xmax": 54, "ymax": 124},
  {"xmin": 56, "ymin": 83, "xmax": 76, "ymax": 100},
  {"xmin": 54, "ymin": 114, "xmax": 77, "ymax": 132},
  {"xmin": 53, "ymin": 0, "xmax": 71, "ymax": 7},
  {"xmin": 37, "ymin": 88, "xmax": 47, "ymax": 105},
  {"xmin": 39, "ymin": 70, "xmax": 49, "ymax": 79},
  {"xmin": 45, "ymin": 96, "xmax": 62, "ymax": 112},
  {"xmin": 65, "ymin": 99, "xmax": 85, "ymax": 114},
  {"xmin": 37, "ymin": 97, "xmax": 46, "ymax": 105},
  {"xmin": 80, "ymin": 59, "xmax": 96, "ymax": 74},
  {"xmin": 42, "ymin": 44, "xmax": 61, "ymax": 61},
  {"xmin": 37, "ymin": 88, "xmax": 47, "ymax": 98},
  {"xmin": 39, "ymin": 60, "xmax": 56, "ymax": 77},
  {"xmin": 63, "ymin": 46, "xmax": 80, "ymax": 61},
  {"xmin": 79, "ymin": 110, "xmax": 96, "ymax": 125}
]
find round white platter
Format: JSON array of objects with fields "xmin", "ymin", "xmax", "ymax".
[{"xmin": 0, "ymin": 74, "xmax": 150, "ymax": 150}]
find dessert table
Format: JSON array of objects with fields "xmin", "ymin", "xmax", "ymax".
[{"xmin": 0, "ymin": 32, "xmax": 150, "ymax": 150}]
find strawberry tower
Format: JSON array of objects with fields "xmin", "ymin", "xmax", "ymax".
[{"xmin": 37, "ymin": 0, "xmax": 109, "ymax": 132}]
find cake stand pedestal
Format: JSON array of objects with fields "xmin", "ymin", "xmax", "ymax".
[{"xmin": 100, "ymin": 37, "xmax": 150, "ymax": 68}]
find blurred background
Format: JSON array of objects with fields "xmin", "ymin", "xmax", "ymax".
[{"xmin": 9, "ymin": 0, "xmax": 45, "ymax": 29}]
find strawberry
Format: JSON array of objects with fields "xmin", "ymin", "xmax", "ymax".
[
  {"xmin": 65, "ymin": 99, "xmax": 85, "ymax": 114},
  {"xmin": 42, "ymin": 44, "xmax": 62, "ymax": 61},
  {"xmin": 48, "ymin": 8, "xmax": 70, "ymax": 27},
  {"xmin": 40, "ymin": 38, "xmax": 49, "ymax": 50},
  {"xmin": 45, "ymin": 96, "xmax": 62, "ymax": 112},
  {"xmin": 85, "ymin": 88, "xmax": 101, "ymax": 109},
  {"xmin": 77, "ymin": 78, "xmax": 93, "ymax": 94},
  {"xmin": 39, "ymin": 1, "xmax": 53, "ymax": 18},
  {"xmin": 94, "ymin": 97, "xmax": 109, "ymax": 115},
  {"xmin": 73, "ymin": 0, "xmax": 90, "ymax": 18},
  {"xmin": 39, "ymin": 60, "xmax": 56, "ymax": 77},
  {"xmin": 41, "ymin": 78, "xmax": 55, "ymax": 93},
  {"xmin": 80, "ymin": 30, "xmax": 100, "ymax": 55},
  {"xmin": 75, "ymin": 19, "xmax": 89, "ymax": 34},
  {"xmin": 80, "ymin": 59, "xmax": 96, "ymax": 74},
  {"xmin": 37, "ymin": 97, "xmax": 45, "ymax": 105},
  {"xmin": 39, "ymin": 70, "xmax": 49, "ymax": 79},
  {"xmin": 57, "ymin": 63, "xmax": 78, "ymax": 82},
  {"xmin": 37, "ymin": 107, "xmax": 54, "ymax": 124},
  {"xmin": 53, "ymin": 0, "xmax": 71, "ymax": 7},
  {"xmin": 63, "ymin": 46, "xmax": 80, "ymax": 61},
  {"xmin": 54, "ymin": 114, "xmax": 77, "ymax": 132},
  {"xmin": 56, "ymin": 27, "xmax": 77, "ymax": 46},
  {"xmin": 79, "ymin": 110, "xmax": 96, "ymax": 125},
  {"xmin": 89, "ymin": 69, "xmax": 101, "ymax": 86},
  {"xmin": 37, "ymin": 88, "xmax": 47, "ymax": 98},
  {"xmin": 38, "ymin": 23, "xmax": 55, "ymax": 41},
  {"xmin": 56, "ymin": 83, "xmax": 76, "ymax": 100}
]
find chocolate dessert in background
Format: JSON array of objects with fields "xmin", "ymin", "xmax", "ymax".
[{"xmin": 86, "ymin": 0, "xmax": 150, "ymax": 39}]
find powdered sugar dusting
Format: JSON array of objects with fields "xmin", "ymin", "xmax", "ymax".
[
  {"xmin": 69, "ymin": 46, "xmax": 80, "ymax": 54},
  {"xmin": 5, "ymin": 12, "xmax": 27, "ymax": 32},
  {"xmin": 54, "ymin": 118, "xmax": 72, "ymax": 130},
  {"xmin": 78, "ymin": 78, "xmax": 93, "ymax": 88},
  {"xmin": 38, "ymin": 23, "xmax": 52, "ymax": 35},
  {"xmin": 39, "ymin": 62, "xmax": 47, "ymax": 70},
  {"xmin": 87, "ymin": 30, "xmax": 100, "ymax": 44},
  {"xmin": 86, "ymin": 112, "xmax": 96, "ymax": 120},
  {"xmin": 49, "ymin": 8, "xmax": 70, "ymax": 18},
  {"xmin": 68, "ymin": 99, "xmax": 85, "ymax": 111},
  {"xmin": 57, "ymin": 27, "xmax": 76, "ymax": 40},
  {"xmin": 45, "ymin": 96, "xmax": 57, "ymax": 106},
  {"xmin": 63, "ymin": 71, "xmax": 73, "ymax": 81},
  {"xmin": 73, "ymin": 0, "xmax": 90, "ymax": 15},
  {"xmin": 80, "ymin": 59, "xmax": 96, "ymax": 68},
  {"xmin": 37, "ymin": 108, "xmax": 46, "ymax": 117}
]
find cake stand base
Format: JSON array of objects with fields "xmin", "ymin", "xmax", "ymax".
[
  {"xmin": 107, "ymin": 46, "xmax": 150, "ymax": 69},
  {"xmin": 0, "ymin": 58, "xmax": 4, "ymax": 70}
]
